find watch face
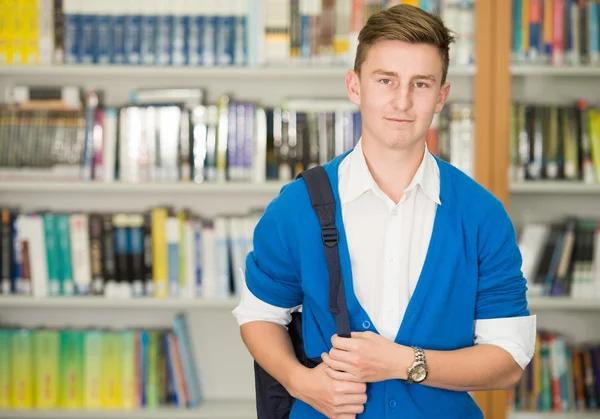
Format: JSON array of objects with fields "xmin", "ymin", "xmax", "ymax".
[{"xmin": 411, "ymin": 364, "xmax": 427, "ymax": 382}]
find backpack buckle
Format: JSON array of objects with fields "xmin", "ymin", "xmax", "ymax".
[{"xmin": 321, "ymin": 226, "xmax": 339, "ymax": 247}]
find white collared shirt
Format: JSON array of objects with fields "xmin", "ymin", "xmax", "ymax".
[{"xmin": 233, "ymin": 140, "xmax": 536, "ymax": 369}]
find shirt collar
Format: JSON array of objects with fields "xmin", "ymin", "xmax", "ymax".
[{"xmin": 341, "ymin": 138, "xmax": 441, "ymax": 205}]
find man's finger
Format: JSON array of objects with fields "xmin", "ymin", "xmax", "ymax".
[
  {"xmin": 331, "ymin": 334, "xmax": 356, "ymax": 351},
  {"xmin": 328, "ymin": 347, "xmax": 355, "ymax": 363},
  {"xmin": 322, "ymin": 352, "xmax": 353, "ymax": 373},
  {"xmin": 325, "ymin": 366, "xmax": 362, "ymax": 383}
]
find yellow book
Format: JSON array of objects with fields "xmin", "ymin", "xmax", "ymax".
[
  {"xmin": 178, "ymin": 211, "xmax": 187, "ymax": 293},
  {"xmin": 151, "ymin": 207, "xmax": 168, "ymax": 297},
  {"xmin": 34, "ymin": 330, "xmax": 60, "ymax": 408},
  {"xmin": 21, "ymin": 0, "xmax": 38, "ymax": 64},
  {"xmin": 588, "ymin": 109, "xmax": 600, "ymax": 183},
  {"xmin": 0, "ymin": 330, "xmax": 11, "ymax": 408},
  {"xmin": 10, "ymin": 330, "xmax": 33, "ymax": 409},
  {"xmin": 401, "ymin": 0, "xmax": 420, "ymax": 6},
  {"xmin": 11, "ymin": 0, "xmax": 26, "ymax": 64},
  {"xmin": 120, "ymin": 330, "xmax": 136, "ymax": 410},
  {"xmin": 101, "ymin": 332, "xmax": 122, "ymax": 408},
  {"xmin": 522, "ymin": 0, "xmax": 529, "ymax": 53},
  {"xmin": 532, "ymin": 333, "xmax": 542, "ymax": 410},
  {"xmin": 83, "ymin": 331, "xmax": 103, "ymax": 409},
  {"xmin": 0, "ymin": 0, "xmax": 9, "ymax": 64},
  {"xmin": 2, "ymin": 0, "xmax": 15, "ymax": 64}
]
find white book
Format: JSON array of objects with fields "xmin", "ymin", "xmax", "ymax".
[
  {"xmin": 102, "ymin": 108, "xmax": 118, "ymax": 182},
  {"xmin": 166, "ymin": 216, "xmax": 181, "ymax": 298},
  {"xmin": 214, "ymin": 217, "xmax": 230, "ymax": 298},
  {"xmin": 70, "ymin": 214, "xmax": 92, "ymax": 295},
  {"xmin": 228, "ymin": 217, "xmax": 245, "ymax": 297},
  {"xmin": 183, "ymin": 220, "xmax": 196, "ymax": 299},
  {"xmin": 17, "ymin": 215, "xmax": 49, "ymax": 298},
  {"xmin": 518, "ymin": 223, "xmax": 551, "ymax": 296},
  {"xmin": 201, "ymin": 222, "xmax": 217, "ymax": 298}
]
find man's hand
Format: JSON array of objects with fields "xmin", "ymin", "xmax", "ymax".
[
  {"xmin": 291, "ymin": 362, "xmax": 367, "ymax": 419},
  {"xmin": 322, "ymin": 331, "xmax": 413, "ymax": 383}
]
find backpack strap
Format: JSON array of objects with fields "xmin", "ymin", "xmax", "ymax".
[{"xmin": 297, "ymin": 166, "xmax": 351, "ymax": 339}]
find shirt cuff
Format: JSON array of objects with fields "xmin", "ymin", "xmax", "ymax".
[{"xmin": 474, "ymin": 315, "xmax": 537, "ymax": 369}]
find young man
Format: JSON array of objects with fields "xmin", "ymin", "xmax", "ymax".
[{"xmin": 233, "ymin": 4, "xmax": 536, "ymax": 419}]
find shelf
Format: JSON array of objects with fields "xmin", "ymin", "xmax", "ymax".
[
  {"xmin": 510, "ymin": 182, "xmax": 600, "ymax": 194},
  {"xmin": 0, "ymin": 400, "xmax": 256, "ymax": 418},
  {"xmin": 0, "ymin": 64, "xmax": 476, "ymax": 79},
  {"xmin": 511, "ymin": 65, "xmax": 600, "ymax": 76},
  {"xmin": 527, "ymin": 297, "xmax": 600, "ymax": 311},
  {"xmin": 0, "ymin": 296, "xmax": 240, "ymax": 309},
  {"xmin": 0, "ymin": 180, "xmax": 288, "ymax": 194},
  {"xmin": 509, "ymin": 412, "xmax": 600, "ymax": 418},
  {"xmin": 5, "ymin": 64, "xmax": 599, "ymax": 80}
]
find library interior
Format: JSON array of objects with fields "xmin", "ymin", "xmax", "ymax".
[{"xmin": 0, "ymin": 0, "xmax": 599, "ymax": 418}]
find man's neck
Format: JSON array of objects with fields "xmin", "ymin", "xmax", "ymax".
[{"xmin": 361, "ymin": 138, "xmax": 426, "ymax": 205}]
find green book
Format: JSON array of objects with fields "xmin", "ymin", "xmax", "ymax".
[
  {"xmin": 0, "ymin": 329, "xmax": 11, "ymax": 408},
  {"xmin": 60, "ymin": 330, "xmax": 84, "ymax": 408},
  {"xmin": 10, "ymin": 329, "xmax": 33, "ymax": 408},
  {"xmin": 34, "ymin": 329, "xmax": 60, "ymax": 408},
  {"xmin": 83, "ymin": 330, "xmax": 103, "ymax": 408},
  {"xmin": 43, "ymin": 214, "xmax": 61, "ymax": 296}
]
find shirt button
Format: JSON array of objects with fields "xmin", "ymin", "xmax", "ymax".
[
  {"xmin": 362, "ymin": 320, "xmax": 371, "ymax": 329},
  {"xmin": 392, "ymin": 209, "xmax": 398, "ymax": 216},
  {"xmin": 389, "ymin": 399, "xmax": 398, "ymax": 408}
]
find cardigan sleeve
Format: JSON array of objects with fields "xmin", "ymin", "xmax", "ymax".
[
  {"xmin": 244, "ymin": 203, "xmax": 303, "ymax": 309},
  {"xmin": 475, "ymin": 199, "xmax": 530, "ymax": 320}
]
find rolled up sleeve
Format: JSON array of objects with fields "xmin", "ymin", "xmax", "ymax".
[{"xmin": 474, "ymin": 316, "xmax": 537, "ymax": 369}]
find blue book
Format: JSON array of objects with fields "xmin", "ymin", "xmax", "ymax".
[{"xmin": 63, "ymin": 0, "xmax": 81, "ymax": 64}]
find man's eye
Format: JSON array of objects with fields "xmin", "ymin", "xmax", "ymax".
[
  {"xmin": 379, "ymin": 79, "xmax": 392, "ymax": 85},
  {"xmin": 415, "ymin": 82, "xmax": 428, "ymax": 88}
]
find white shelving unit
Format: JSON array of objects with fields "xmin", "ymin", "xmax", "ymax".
[
  {"xmin": 511, "ymin": 182, "xmax": 600, "ymax": 195},
  {"xmin": 511, "ymin": 65, "xmax": 600, "ymax": 77},
  {"xmin": 0, "ymin": 296, "xmax": 240, "ymax": 309},
  {"xmin": 507, "ymin": 61, "xmax": 600, "ymax": 419},
  {"xmin": 0, "ymin": 180, "xmax": 287, "ymax": 194},
  {"xmin": 509, "ymin": 413, "xmax": 600, "ymax": 419},
  {"xmin": 0, "ymin": 400, "xmax": 257, "ymax": 419}
]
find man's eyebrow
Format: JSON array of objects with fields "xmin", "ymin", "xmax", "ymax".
[
  {"xmin": 372, "ymin": 69, "xmax": 398, "ymax": 77},
  {"xmin": 412, "ymin": 74, "xmax": 437, "ymax": 81},
  {"xmin": 371, "ymin": 70, "xmax": 437, "ymax": 81}
]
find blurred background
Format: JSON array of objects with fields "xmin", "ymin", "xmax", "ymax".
[{"xmin": 0, "ymin": 0, "xmax": 598, "ymax": 418}]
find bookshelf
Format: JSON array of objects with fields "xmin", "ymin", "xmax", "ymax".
[
  {"xmin": 0, "ymin": 64, "xmax": 476, "ymax": 109},
  {"xmin": 499, "ymin": 0, "xmax": 600, "ymax": 418}
]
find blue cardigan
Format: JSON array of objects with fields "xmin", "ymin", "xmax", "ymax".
[{"xmin": 245, "ymin": 150, "xmax": 529, "ymax": 419}]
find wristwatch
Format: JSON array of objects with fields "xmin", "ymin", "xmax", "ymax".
[{"xmin": 406, "ymin": 346, "xmax": 428, "ymax": 384}]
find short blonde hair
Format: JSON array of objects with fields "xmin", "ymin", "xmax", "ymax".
[{"xmin": 353, "ymin": 4, "xmax": 455, "ymax": 85}]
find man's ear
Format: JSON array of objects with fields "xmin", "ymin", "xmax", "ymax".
[
  {"xmin": 434, "ymin": 82, "xmax": 451, "ymax": 113},
  {"xmin": 345, "ymin": 70, "xmax": 361, "ymax": 106}
]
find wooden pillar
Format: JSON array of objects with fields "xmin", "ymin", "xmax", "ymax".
[{"xmin": 472, "ymin": 0, "xmax": 513, "ymax": 418}]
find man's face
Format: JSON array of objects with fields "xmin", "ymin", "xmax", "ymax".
[{"xmin": 346, "ymin": 40, "xmax": 450, "ymax": 152}]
